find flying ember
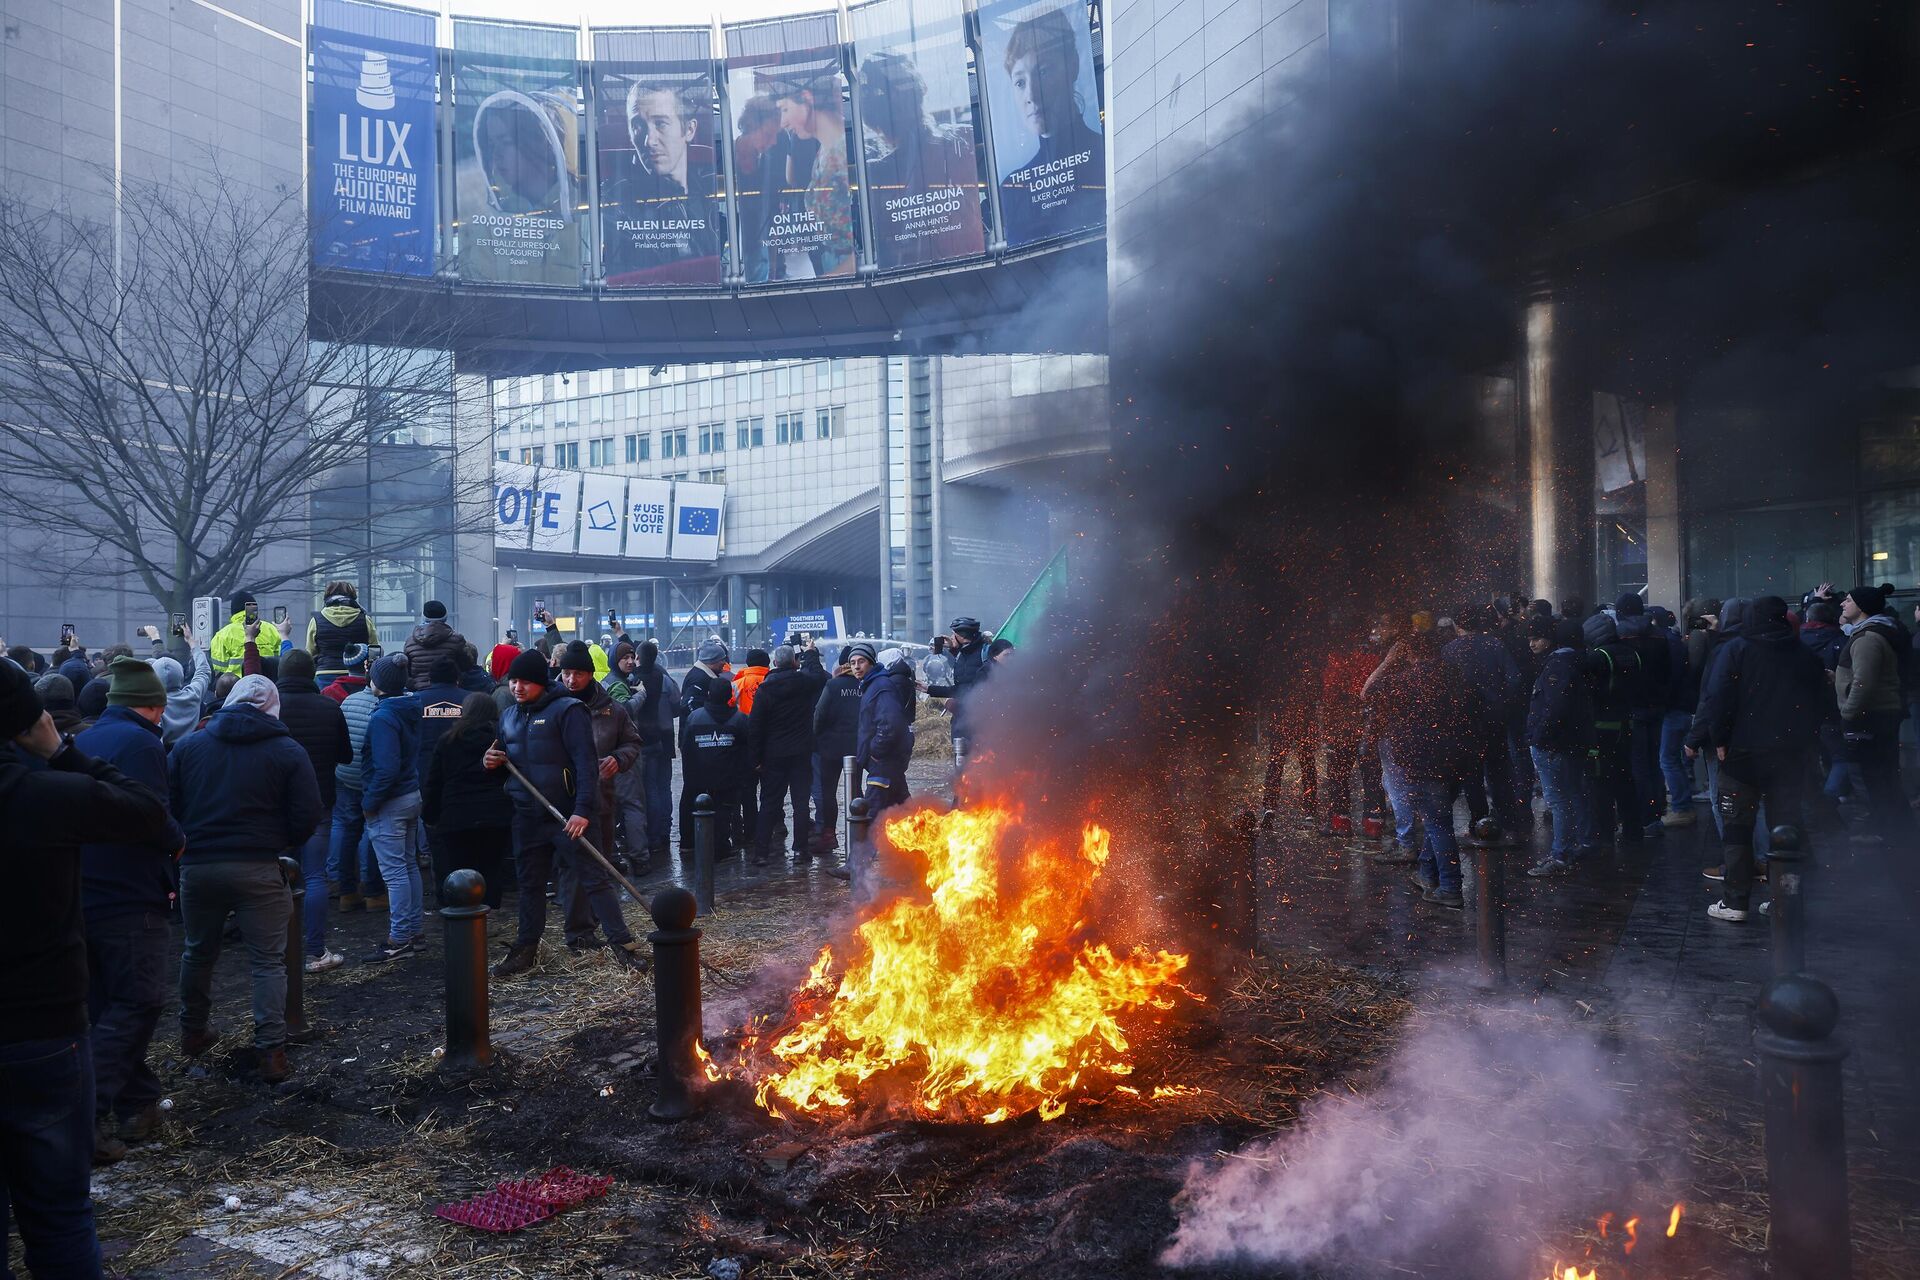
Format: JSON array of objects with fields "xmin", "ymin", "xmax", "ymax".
[{"xmin": 730, "ymin": 802, "xmax": 1195, "ymax": 1123}]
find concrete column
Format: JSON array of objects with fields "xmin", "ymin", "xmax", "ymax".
[
  {"xmin": 726, "ymin": 574, "xmax": 747, "ymax": 649},
  {"xmin": 653, "ymin": 577, "xmax": 674, "ymax": 647},
  {"xmin": 1643, "ymin": 403, "xmax": 1683, "ymax": 608},
  {"xmin": 1522, "ymin": 286, "xmax": 1595, "ymax": 608},
  {"xmin": 494, "ymin": 565, "xmax": 518, "ymax": 645},
  {"xmin": 449, "ymin": 371, "xmax": 499, "ymax": 643}
]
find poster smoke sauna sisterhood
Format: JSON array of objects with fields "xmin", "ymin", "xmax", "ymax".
[
  {"xmin": 455, "ymin": 50, "xmax": 586, "ymax": 286},
  {"xmin": 595, "ymin": 47, "xmax": 726, "ymax": 288},
  {"xmin": 727, "ymin": 39, "xmax": 859, "ymax": 283},
  {"xmin": 312, "ymin": 28, "xmax": 437, "ymax": 276},
  {"xmin": 976, "ymin": 0, "xmax": 1105, "ymax": 247}
]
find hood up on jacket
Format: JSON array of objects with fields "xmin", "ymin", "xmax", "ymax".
[{"xmin": 204, "ymin": 701, "xmax": 291, "ymax": 744}]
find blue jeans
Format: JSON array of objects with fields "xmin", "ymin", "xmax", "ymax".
[
  {"xmin": 641, "ymin": 753, "xmax": 673, "ymax": 854},
  {"xmin": 86, "ymin": 912, "xmax": 168, "ymax": 1122},
  {"xmin": 328, "ymin": 784, "xmax": 382, "ymax": 896},
  {"xmin": 364, "ymin": 790, "xmax": 424, "ymax": 944},
  {"xmin": 299, "ymin": 827, "xmax": 330, "ymax": 957},
  {"xmin": 1405, "ymin": 775, "xmax": 1462, "ymax": 893},
  {"xmin": 1377, "ymin": 739, "xmax": 1417, "ymax": 847},
  {"xmin": 1531, "ymin": 746, "xmax": 1590, "ymax": 863},
  {"xmin": 1658, "ymin": 711, "xmax": 1693, "ymax": 811},
  {"xmin": 0, "ymin": 1036, "xmax": 102, "ymax": 1279}
]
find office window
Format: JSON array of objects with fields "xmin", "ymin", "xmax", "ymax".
[
  {"xmin": 625, "ymin": 432, "xmax": 649, "ymax": 463},
  {"xmin": 698, "ymin": 422, "xmax": 726, "ymax": 454},
  {"xmin": 817, "ymin": 406, "xmax": 843, "ymax": 439},
  {"xmin": 554, "ymin": 441, "xmax": 579, "ymax": 468},
  {"xmin": 520, "ymin": 446, "xmax": 544, "ymax": 465},
  {"xmin": 829, "ymin": 358, "xmax": 846, "ymax": 390},
  {"xmin": 776, "ymin": 411, "xmax": 805, "ymax": 445},
  {"xmin": 497, "ymin": 449, "xmax": 510, "ymax": 462},
  {"xmin": 588, "ymin": 437, "xmax": 614, "ymax": 467},
  {"xmin": 698, "ymin": 468, "xmax": 727, "ymax": 484},
  {"xmin": 662, "ymin": 429, "xmax": 688, "ymax": 459},
  {"xmin": 736, "ymin": 416, "xmax": 764, "ymax": 449},
  {"xmin": 775, "ymin": 364, "xmax": 794, "ymax": 397}
]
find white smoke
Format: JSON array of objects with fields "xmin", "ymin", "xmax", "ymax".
[{"xmin": 1163, "ymin": 994, "xmax": 1673, "ymax": 1274}]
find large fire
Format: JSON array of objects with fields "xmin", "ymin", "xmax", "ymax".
[{"xmin": 727, "ymin": 802, "xmax": 1195, "ymax": 1123}]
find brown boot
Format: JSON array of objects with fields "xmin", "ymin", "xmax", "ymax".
[
  {"xmin": 258, "ymin": 1046, "xmax": 291, "ymax": 1084},
  {"xmin": 180, "ymin": 1026, "xmax": 218, "ymax": 1057},
  {"xmin": 613, "ymin": 940, "xmax": 650, "ymax": 974},
  {"xmin": 362, "ymin": 893, "xmax": 389, "ymax": 912},
  {"xmin": 118, "ymin": 1103, "xmax": 163, "ymax": 1145},
  {"xmin": 492, "ymin": 943, "xmax": 539, "ymax": 978},
  {"xmin": 337, "ymin": 893, "xmax": 365, "ymax": 912},
  {"xmin": 93, "ymin": 1118, "xmax": 127, "ymax": 1165}
]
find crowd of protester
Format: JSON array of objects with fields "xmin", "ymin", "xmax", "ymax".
[{"xmin": 1261, "ymin": 583, "xmax": 1917, "ymax": 919}]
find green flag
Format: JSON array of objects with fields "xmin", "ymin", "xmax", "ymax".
[{"xmin": 997, "ymin": 546, "xmax": 1069, "ymax": 647}]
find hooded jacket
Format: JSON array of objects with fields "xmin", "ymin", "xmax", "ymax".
[
  {"xmin": 422, "ymin": 723, "xmax": 512, "ymax": 832},
  {"xmin": 683, "ymin": 699, "xmax": 754, "ymax": 797},
  {"xmin": 1580, "ymin": 614, "xmax": 1645, "ymax": 727},
  {"xmin": 732, "ymin": 664, "xmax": 771, "ymax": 716},
  {"xmin": 1441, "ymin": 633, "xmax": 1523, "ymax": 726},
  {"xmin": 750, "ymin": 664, "xmax": 825, "ymax": 762},
  {"xmin": 76, "ymin": 706, "xmax": 186, "ymax": 922},
  {"xmin": 209, "ymin": 608, "xmax": 257, "ymax": 677},
  {"xmin": 1375, "ymin": 656, "xmax": 1478, "ymax": 780},
  {"xmin": 1684, "ymin": 598, "xmax": 1750, "ymax": 750},
  {"xmin": 925, "ymin": 638, "xmax": 991, "ymax": 737},
  {"xmin": 489, "ymin": 642, "xmax": 522, "ymax": 681},
  {"xmin": 169, "ymin": 704, "xmax": 323, "ymax": 862},
  {"xmin": 306, "ymin": 597, "xmax": 375, "ymax": 676},
  {"xmin": 629, "ymin": 657, "xmax": 676, "ymax": 758},
  {"xmin": 361, "ymin": 693, "xmax": 423, "ymax": 815},
  {"xmin": 1, "ymin": 741, "xmax": 171, "ymax": 1043},
  {"xmin": 160, "ymin": 649, "xmax": 216, "ymax": 745},
  {"xmin": 1798, "ymin": 620, "xmax": 1846, "ymax": 671},
  {"xmin": 567, "ymin": 678, "xmax": 641, "ymax": 820},
  {"xmin": 856, "ymin": 665, "xmax": 914, "ymax": 785},
  {"xmin": 276, "ymin": 676, "xmax": 354, "ymax": 811},
  {"xmin": 813, "ymin": 671, "xmax": 862, "ymax": 761},
  {"xmin": 412, "ymin": 681, "xmax": 470, "ymax": 789},
  {"xmin": 1526, "ymin": 646, "xmax": 1597, "ymax": 752},
  {"xmin": 1835, "ymin": 615, "xmax": 1905, "ymax": 721},
  {"xmin": 1693, "ymin": 607, "xmax": 1827, "ymax": 755},
  {"xmin": 402, "ymin": 619, "xmax": 469, "ymax": 692},
  {"xmin": 498, "ymin": 685, "xmax": 598, "ymax": 821}
]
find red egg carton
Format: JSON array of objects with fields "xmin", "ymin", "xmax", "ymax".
[
  {"xmin": 432, "ymin": 1187, "xmax": 553, "ymax": 1233},
  {"xmin": 503, "ymin": 1166, "xmax": 614, "ymax": 1211}
]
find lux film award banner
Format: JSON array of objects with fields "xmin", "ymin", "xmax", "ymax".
[
  {"xmin": 454, "ymin": 51, "xmax": 587, "ymax": 286},
  {"xmin": 311, "ymin": 28, "xmax": 437, "ymax": 276},
  {"xmin": 669, "ymin": 481, "xmax": 725, "ymax": 560},
  {"xmin": 493, "ymin": 461, "xmax": 582, "ymax": 553},
  {"xmin": 576, "ymin": 471, "xmax": 629, "ymax": 557},
  {"xmin": 626, "ymin": 477, "xmax": 672, "ymax": 559},
  {"xmin": 975, "ymin": 0, "xmax": 1105, "ymax": 248}
]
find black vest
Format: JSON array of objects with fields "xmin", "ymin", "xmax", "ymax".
[{"xmin": 310, "ymin": 607, "xmax": 369, "ymax": 674}]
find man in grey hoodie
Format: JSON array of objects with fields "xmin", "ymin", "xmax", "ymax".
[{"xmin": 151, "ymin": 625, "xmax": 215, "ymax": 746}]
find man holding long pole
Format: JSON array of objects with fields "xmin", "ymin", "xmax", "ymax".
[{"xmin": 484, "ymin": 651, "xmax": 646, "ymax": 977}]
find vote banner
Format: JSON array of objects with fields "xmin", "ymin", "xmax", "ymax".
[
  {"xmin": 577, "ymin": 471, "xmax": 628, "ymax": 556},
  {"xmin": 592, "ymin": 33, "xmax": 725, "ymax": 288},
  {"xmin": 626, "ymin": 477, "xmax": 672, "ymax": 558},
  {"xmin": 848, "ymin": 0, "xmax": 986, "ymax": 271},
  {"xmin": 494, "ymin": 462, "xmax": 582, "ymax": 553},
  {"xmin": 311, "ymin": 28, "xmax": 437, "ymax": 276},
  {"xmin": 454, "ymin": 45, "xmax": 586, "ymax": 287},
  {"xmin": 669, "ymin": 481, "xmax": 725, "ymax": 560},
  {"xmin": 976, "ymin": 0, "xmax": 1105, "ymax": 248}
]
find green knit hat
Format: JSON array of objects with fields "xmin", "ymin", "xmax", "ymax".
[{"xmin": 106, "ymin": 655, "xmax": 168, "ymax": 708}]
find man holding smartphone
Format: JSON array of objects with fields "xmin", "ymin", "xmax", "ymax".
[{"xmin": 209, "ymin": 589, "xmax": 260, "ymax": 677}]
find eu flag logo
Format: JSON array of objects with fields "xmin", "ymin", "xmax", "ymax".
[{"xmin": 678, "ymin": 505, "xmax": 719, "ymax": 536}]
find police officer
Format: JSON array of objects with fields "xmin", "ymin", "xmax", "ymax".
[{"xmin": 484, "ymin": 650, "xmax": 644, "ymax": 976}]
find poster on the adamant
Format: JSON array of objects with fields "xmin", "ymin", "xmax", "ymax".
[
  {"xmin": 725, "ymin": 25, "xmax": 859, "ymax": 285},
  {"xmin": 847, "ymin": 0, "xmax": 987, "ymax": 271},
  {"xmin": 976, "ymin": 0, "xmax": 1105, "ymax": 248},
  {"xmin": 593, "ymin": 35, "xmax": 726, "ymax": 288},
  {"xmin": 311, "ymin": 28, "xmax": 437, "ymax": 276},
  {"xmin": 454, "ymin": 50, "xmax": 586, "ymax": 287}
]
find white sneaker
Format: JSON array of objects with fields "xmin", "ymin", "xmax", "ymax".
[
  {"xmin": 304, "ymin": 950, "xmax": 346, "ymax": 973},
  {"xmin": 1758, "ymin": 900, "xmax": 1772, "ymax": 917},
  {"xmin": 1706, "ymin": 900, "xmax": 1748, "ymax": 923}
]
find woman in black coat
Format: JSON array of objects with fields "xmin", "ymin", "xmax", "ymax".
[{"xmin": 422, "ymin": 694, "xmax": 513, "ymax": 908}]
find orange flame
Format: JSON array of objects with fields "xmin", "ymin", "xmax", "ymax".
[
  {"xmin": 1622, "ymin": 1217, "xmax": 1639, "ymax": 1254},
  {"xmin": 1667, "ymin": 1202, "xmax": 1684, "ymax": 1237},
  {"xmin": 735, "ymin": 803, "xmax": 1194, "ymax": 1122}
]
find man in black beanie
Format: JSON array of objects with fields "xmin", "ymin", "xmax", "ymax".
[{"xmin": 0, "ymin": 660, "xmax": 171, "ymax": 1273}]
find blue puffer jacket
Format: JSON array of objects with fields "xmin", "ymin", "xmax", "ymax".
[
  {"xmin": 499, "ymin": 685, "xmax": 598, "ymax": 821},
  {"xmin": 335, "ymin": 687, "xmax": 378, "ymax": 793},
  {"xmin": 76, "ymin": 706, "xmax": 185, "ymax": 921},
  {"xmin": 361, "ymin": 694, "xmax": 423, "ymax": 815},
  {"xmin": 169, "ymin": 704, "xmax": 322, "ymax": 862},
  {"xmin": 856, "ymin": 667, "xmax": 913, "ymax": 787},
  {"xmin": 1526, "ymin": 647, "xmax": 1597, "ymax": 752}
]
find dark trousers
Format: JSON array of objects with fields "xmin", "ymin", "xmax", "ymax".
[
  {"xmin": 1263, "ymin": 733, "xmax": 1318, "ymax": 811},
  {"xmin": 685, "ymin": 780, "xmax": 747, "ymax": 854},
  {"xmin": 1322, "ymin": 735, "xmax": 1359, "ymax": 819},
  {"xmin": 511, "ymin": 810, "xmax": 632, "ymax": 948},
  {"xmin": 756, "ymin": 755, "xmax": 813, "ymax": 858},
  {"xmin": 641, "ymin": 754, "xmax": 673, "ymax": 855},
  {"xmin": 85, "ymin": 912, "xmax": 168, "ymax": 1123},
  {"xmin": 1461, "ymin": 726, "xmax": 1526, "ymax": 832},
  {"xmin": 438, "ymin": 826, "xmax": 510, "ymax": 908},
  {"xmin": 0, "ymin": 1036, "xmax": 101, "ymax": 1278},
  {"xmin": 863, "ymin": 778, "xmax": 909, "ymax": 818},
  {"xmin": 177, "ymin": 860, "xmax": 291, "ymax": 1050},
  {"xmin": 1588, "ymin": 727, "xmax": 1641, "ymax": 844},
  {"xmin": 1358, "ymin": 738, "xmax": 1386, "ymax": 821},
  {"xmin": 1629, "ymin": 712, "xmax": 1665, "ymax": 826},
  {"xmin": 1716, "ymin": 748, "xmax": 1809, "ymax": 910},
  {"xmin": 813, "ymin": 752, "xmax": 845, "ymax": 848},
  {"xmin": 1848, "ymin": 711, "xmax": 1917, "ymax": 846}
]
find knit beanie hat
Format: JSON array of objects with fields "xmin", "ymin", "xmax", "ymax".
[
  {"xmin": 506, "ymin": 649, "xmax": 551, "ymax": 686},
  {"xmin": 1848, "ymin": 585, "xmax": 1888, "ymax": 617},
  {"xmin": 106, "ymin": 655, "xmax": 168, "ymax": 708},
  {"xmin": 696, "ymin": 637, "xmax": 727, "ymax": 664},
  {"xmin": 1613, "ymin": 592, "xmax": 1646, "ymax": 617},
  {"xmin": 845, "ymin": 642, "xmax": 877, "ymax": 664},
  {"xmin": 33, "ymin": 673, "xmax": 76, "ymax": 706},
  {"xmin": 224, "ymin": 673, "xmax": 281, "ymax": 718},
  {"xmin": 613, "ymin": 641, "xmax": 635, "ymax": 664},
  {"xmin": 557, "ymin": 641, "xmax": 596, "ymax": 673},
  {"xmin": 78, "ymin": 679, "xmax": 110, "ymax": 720},
  {"xmin": 370, "ymin": 655, "xmax": 409, "ymax": 696},
  {"xmin": 423, "ymin": 600, "xmax": 447, "ymax": 619},
  {"xmin": 279, "ymin": 649, "xmax": 317, "ymax": 684},
  {"xmin": 343, "ymin": 643, "xmax": 372, "ymax": 672},
  {"xmin": 0, "ymin": 659, "xmax": 45, "ymax": 739},
  {"xmin": 1526, "ymin": 616, "xmax": 1556, "ymax": 643},
  {"xmin": 705, "ymin": 675, "xmax": 734, "ymax": 707}
]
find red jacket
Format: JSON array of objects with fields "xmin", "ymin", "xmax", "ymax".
[
  {"xmin": 489, "ymin": 643, "xmax": 521, "ymax": 681},
  {"xmin": 321, "ymin": 675, "xmax": 368, "ymax": 704}
]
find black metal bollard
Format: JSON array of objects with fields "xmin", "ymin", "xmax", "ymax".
[
  {"xmin": 1473, "ymin": 839, "xmax": 1507, "ymax": 987},
  {"xmin": 692, "ymin": 794, "xmax": 716, "ymax": 915},
  {"xmin": 1754, "ymin": 974, "xmax": 1852, "ymax": 1280},
  {"xmin": 1766, "ymin": 824, "xmax": 1807, "ymax": 977},
  {"xmin": 648, "ymin": 886, "xmax": 704, "ymax": 1121},
  {"xmin": 848, "ymin": 796, "xmax": 874, "ymax": 905},
  {"xmin": 439, "ymin": 870, "xmax": 493, "ymax": 1069},
  {"xmin": 278, "ymin": 856, "xmax": 307, "ymax": 1041}
]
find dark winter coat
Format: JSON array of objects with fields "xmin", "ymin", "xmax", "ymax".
[
  {"xmin": 1580, "ymin": 619, "xmax": 1645, "ymax": 728},
  {"xmin": 569, "ymin": 678, "xmax": 642, "ymax": 820},
  {"xmin": 683, "ymin": 702, "xmax": 753, "ymax": 798},
  {"xmin": 75, "ymin": 706, "xmax": 185, "ymax": 923},
  {"xmin": 275, "ymin": 677, "xmax": 354, "ymax": 810},
  {"xmin": 411, "ymin": 681, "xmax": 470, "ymax": 790},
  {"xmin": 749, "ymin": 665, "xmax": 824, "ymax": 762},
  {"xmin": 1615, "ymin": 616, "xmax": 1674, "ymax": 713},
  {"xmin": 499, "ymin": 686, "xmax": 599, "ymax": 821},
  {"xmin": 1691, "ymin": 615, "xmax": 1827, "ymax": 755},
  {"xmin": 422, "ymin": 724, "xmax": 512, "ymax": 832},
  {"xmin": 0, "ymin": 741, "xmax": 171, "ymax": 1043},
  {"xmin": 813, "ymin": 672, "xmax": 862, "ymax": 761},
  {"xmin": 925, "ymin": 639, "xmax": 990, "ymax": 737},
  {"xmin": 1799, "ymin": 621, "xmax": 1846, "ymax": 672},
  {"xmin": 361, "ymin": 694, "xmax": 423, "ymax": 815},
  {"xmin": 1526, "ymin": 647, "xmax": 1598, "ymax": 752},
  {"xmin": 1375, "ymin": 658, "xmax": 1478, "ymax": 780},
  {"xmin": 334, "ymin": 687, "xmax": 378, "ymax": 793},
  {"xmin": 856, "ymin": 666, "xmax": 914, "ymax": 786},
  {"xmin": 402, "ymin": 619, "xmax": 468, "ymax": 691},
  {"xmin": 169, "ymin": 704, "xmax": 323, "ymax": 863},
  {"xmin": 679, "ymin": 663, "xmax": 722, "ymax": 738},
  {"xmin": 630, "ymin": 661, "xmax": 677, "ymax": 758},
  {"xmin": 1441, "ymin": 634, "xmax": 1523, "ymax": 726}
]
